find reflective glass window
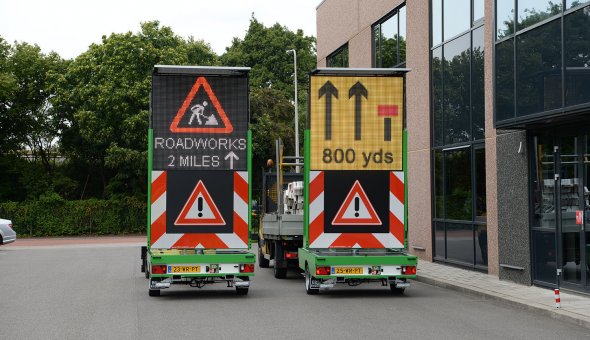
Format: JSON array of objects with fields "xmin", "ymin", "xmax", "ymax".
[
  {"xmin": 475, "ymin": 147, "xmax": 487, "ymax": 218},
  {"xmin": 327, "ymin": 45, "xmax": 348, "ymax": 68},
  {"xmin": 472, "ymin": 26, "xmax": 485, "ymax": 140},
  {"xmin": 495, "ymin": 38, "xmax": 514, "ymax": 121},
  {"xmin": 444, "ymin": 0, "xmax": 470, "ymax": 40},
  {"xmin": 399, "ymin": 6, "xmax": 407, "ymax": 64},
  {"xmin": 516, "ymin": 19, "xmax": 562, "ymax": 116},
  {"xmin": 432, "ymin": 47, "xmax": 443, "ymax": 146},
  {"xmin": 381, "ymin": 14, "xmax": 398, "ymax": 68},
  {"xmin": 434, "ymin": 149, "xmax": 444, "ymax": 218},
  {"xmin": 435, "ymin": 222, "xmax": 446, "ymax": 258},
  {"xmin": 496, "ymin": 0, "xmax": 515, "ymax": 39},
  {"xmin": 567, "ymin": 0, "xmax": 590, "ymax": 9},
  {"xmin": 565, "ymin": 5, "xmax": 590, "ymax": 107},
  {"xmin": 445, "ymin": 148, "xmax": 472, "ymax": 220},
  {"xmin": 444, "ymin": 33, "xmax": 471, "ymax": 144},
  {"xmin": 533, "ymin": 231, "xmax": 557, "ymax": 284},
  {"xmin": 433, "ymin": 0, "xmax": 443, "ymax": 46},
  {"xmin": 374, "ymin": 25, "xmax": 381, "ymax": 67},
  {"xmin": 446, "ymin": 223, "xmax": 474, "ymax": 263},
  {"xmin": 518, "ymin": 0, "xmax": 562, "ymax": 31},
  {"xmin": 475, "ymin": 224, "xmax": 488, "ymax": 266},
  {"xmin": 474, "ymin": 0, "xmax": 485, "ymax": 22},
  {"xmin": 374, "ymin": 6, "xmax": 406, "ymax": 67}
]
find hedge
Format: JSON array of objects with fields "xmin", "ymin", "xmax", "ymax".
[{"xmin": 0, "ymin": 194, "xmax": 146, "ymax": 237}]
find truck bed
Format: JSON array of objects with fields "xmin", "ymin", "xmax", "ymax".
[{"xmin": 261, "ymin": 214, "xmax": 303, "ymax": 239}]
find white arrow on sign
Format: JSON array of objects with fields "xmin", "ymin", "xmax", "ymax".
[{"xmin": 225, "ymin": 151, "xmax": 239, "ymax": 169}]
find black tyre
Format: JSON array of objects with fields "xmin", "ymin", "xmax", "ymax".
[
  {"xmin": 274, "ymin": 266, "xmax": 287, "ymax": 279},
  {"xmin": 305, "ymin": 265, "xmax": 319, "ymax": 295},
  {"xmin": 258, "ymin": 246, "xmax": 270, "ymax": 268},
  {"xmin": 236, "ymin": 277, "xmax": 249, "ymax": 295},
  {"xmin": 148, "ymin": 289, "xmax": 160, "ymax": 297},
  {"xmin": 144, "ymin": 268, "xmax": 150, "ymax": 279}
]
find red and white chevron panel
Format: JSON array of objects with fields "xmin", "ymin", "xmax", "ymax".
[
  {"xmin": 149, "ymin": 171, "xmax": 249, "ymax": 249},
  {"xmin": 307, "ymin": 171, "xmax": 404, "ymax": 249}
]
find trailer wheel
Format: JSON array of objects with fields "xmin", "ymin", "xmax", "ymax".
[
  {"xmin": 258, "ymin": 246, "xmax": 270, "ymax": 268},
  {"xmin": 148, "ymin": 289, "xmax": 160, "ymax": 297},
  {"xmin": 236, "ymin": 277, "xmax": 249, "ymax": 296},
  {"xmin": 305, "ymin": 265, "xmax": 319, "ymax": 295}
]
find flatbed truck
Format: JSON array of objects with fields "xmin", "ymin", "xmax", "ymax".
[{"xmin": 258, "ymin": 139, "xmax": 304, "ymax": 278}]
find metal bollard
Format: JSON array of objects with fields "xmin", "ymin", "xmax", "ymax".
[{"xmin": 554, "ymin": 289, "xmax": 561, "ymax": 308}]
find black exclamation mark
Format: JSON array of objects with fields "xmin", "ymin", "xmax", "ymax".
[
  {"xmin": 197, "ymin": 197, "xmax": 203, "ymax": 217},
  {"xmin": 354, "ymin": 197, "xmax": 360, "ymax": 217}
]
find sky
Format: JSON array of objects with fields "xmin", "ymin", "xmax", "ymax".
[{"xmin": 0, "ymin": 0, "xmax": 320, "ymax": 59}]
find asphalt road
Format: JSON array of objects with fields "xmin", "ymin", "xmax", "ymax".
[{"xmin": 0, "ymin": 242, "xmax": 589, "ymax": 340}]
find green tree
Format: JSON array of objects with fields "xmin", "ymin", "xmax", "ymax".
[
  {"xmin": 0, "ymin": 38, "xmax": 70, "ymax": 201},
  {"xmin": 51, "ymin": 21, "xmax": 218, "ymax": 198},
  {"xmin": 221, "ymin": 16, "xmax": 316, "ymax": 187}
]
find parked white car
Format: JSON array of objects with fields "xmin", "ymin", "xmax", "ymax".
[{"xmin": 0, "ymin": 218, "xmax": 16, "ymax": 245}]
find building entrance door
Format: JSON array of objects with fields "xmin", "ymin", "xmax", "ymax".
[
  {"xmin": 557, "ymin": 135, "xmax": 588, "ymax": 288},
  {"xmin": 532, "ymin": 132, "xmax": 590, "ymax": 292}
]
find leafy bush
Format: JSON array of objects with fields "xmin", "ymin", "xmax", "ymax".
[{"xmin": 0, "ymin": 195, "xmax": 146, "ymax": 236}]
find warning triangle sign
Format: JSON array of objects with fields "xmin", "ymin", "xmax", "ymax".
[
  {"xmin": 332, "ymin": 180, "xmax": 382, "ymax": 225},
  {"xmin": 169, "ymin": 77, "xmax": 233, "ymax": 134},
  {"xmin": 175, "ymin": 180, "xmax": 226, "ymax": 225}
]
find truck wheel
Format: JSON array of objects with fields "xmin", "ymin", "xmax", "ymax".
[
  {"xmin": 258, "ymin": 246, "xmax": 270, "ymax": 268},
  {"xmin": 236, "ymin": 277, "xmax": 249, "ymax": 295},
  {"xmin": 149, "ymin": 289, "xmax": 160, "ymax": 297},
  {"xmin": 305, "ymin": 265, "xmax": 319, "ymax": 295},
  {"xmin": 274, "ymin": 266, "xmax": 287, "ymax": 279}
]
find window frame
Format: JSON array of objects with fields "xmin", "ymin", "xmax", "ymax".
[
  {"xmin": 430, "ymin": 0, "xmax": 488, "ymax": 270},
  {"xmin": 326, "ymin": 43, "xmax": 349, "ymax": 68},
  {"xmin": 372, "ymin": 3, "xmax": 407, "ymax": 68}
]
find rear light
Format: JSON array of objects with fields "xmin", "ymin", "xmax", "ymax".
[
  {"xmin": 151, "ymin": 264, "xmax": 167, "ymax": 274},
  {"xmin": 285, "ymin": 251, "xmax": 298, "ymax": 259},
  {"xmin": 402, "ymin": 266, "xmax": 416, "ymax": 275},
  {"xmin": 8, "ymin": 223, "xmax": 13, "ymax": 229},
  {"xmin": 316, "ymin": 266, "xmax": 331, "ymax": 275},
  {"xmin": 240, "ymin": 264, "xmax": 254, "ymax": 273}
]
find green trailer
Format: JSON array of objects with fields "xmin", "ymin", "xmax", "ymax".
[
  {"xmin": 298, "ymin": 68, "xmax": 417, "ymax": 294},
  {"xmin": 141, "ymin": 66, "xmax": 255, "ymax": 296}
]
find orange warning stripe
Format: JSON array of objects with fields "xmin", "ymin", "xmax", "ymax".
[
  {"xmin": 234, "ymin": 211, "xmax": 249, "ymax": 244},
  {"xmin": 309, "ymin": 171, "xmax": 324, "ymax": 203},
  {"xmin": 389, "ymin": 212, "xmax": 404, "ymax": 247},
  {"xmin": 234, "ymin": 172, "xmax": 248, "ymax": 202},
  {"xmin": 330, "ymin": 233, "xmax": 383, "ymax": 248},
  {"xmin": 151, "ymin": 172, "xmax": 166, "ymax": 204},
  {"xmin": 150, "ymin": 212, "xmax": 166, "ymax": 243},
  {"xmin": 172, "ymin": 233, "xmax": 227, "ymax": 249},
  {"xmin": 308, "ymin": 211, "xmax": 324, "ymax": 245},
  {"xmin": 390, "ymin": 171, "xmax": 404, "ymax": 202}
]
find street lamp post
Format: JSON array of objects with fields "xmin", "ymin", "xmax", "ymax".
[{"xmin": 286, "ymin": 49, "xmax": 299, "ymax": 173}]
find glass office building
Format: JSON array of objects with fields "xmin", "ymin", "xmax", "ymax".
[{"xmin": 316, "ymin": 0, "xmax": 590, "ymax": 294}]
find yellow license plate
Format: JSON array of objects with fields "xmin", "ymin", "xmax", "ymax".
[
  {"xmin": 169, "ymin": 265, "xmax": 200, "ymax": 273},
  {"xmin": 334, "ymin": 267, "xmax": 363, "ymax": 275}
]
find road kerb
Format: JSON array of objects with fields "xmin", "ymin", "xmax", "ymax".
[{"xmin": 415, "ymin": 275, "xmax": 590, "ymax": 330}]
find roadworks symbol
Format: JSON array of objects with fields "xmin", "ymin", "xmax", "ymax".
[
  {"xmin": 175, "ymin": 180, "xmax": 226, "ymax": 225},
  {"xmin": 170, "ymin": 77, "xmax": 233, "ymax": 134},
  {"xmin": 332, "ymin": 180, "xmax": 382, "ymax": 225}
]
